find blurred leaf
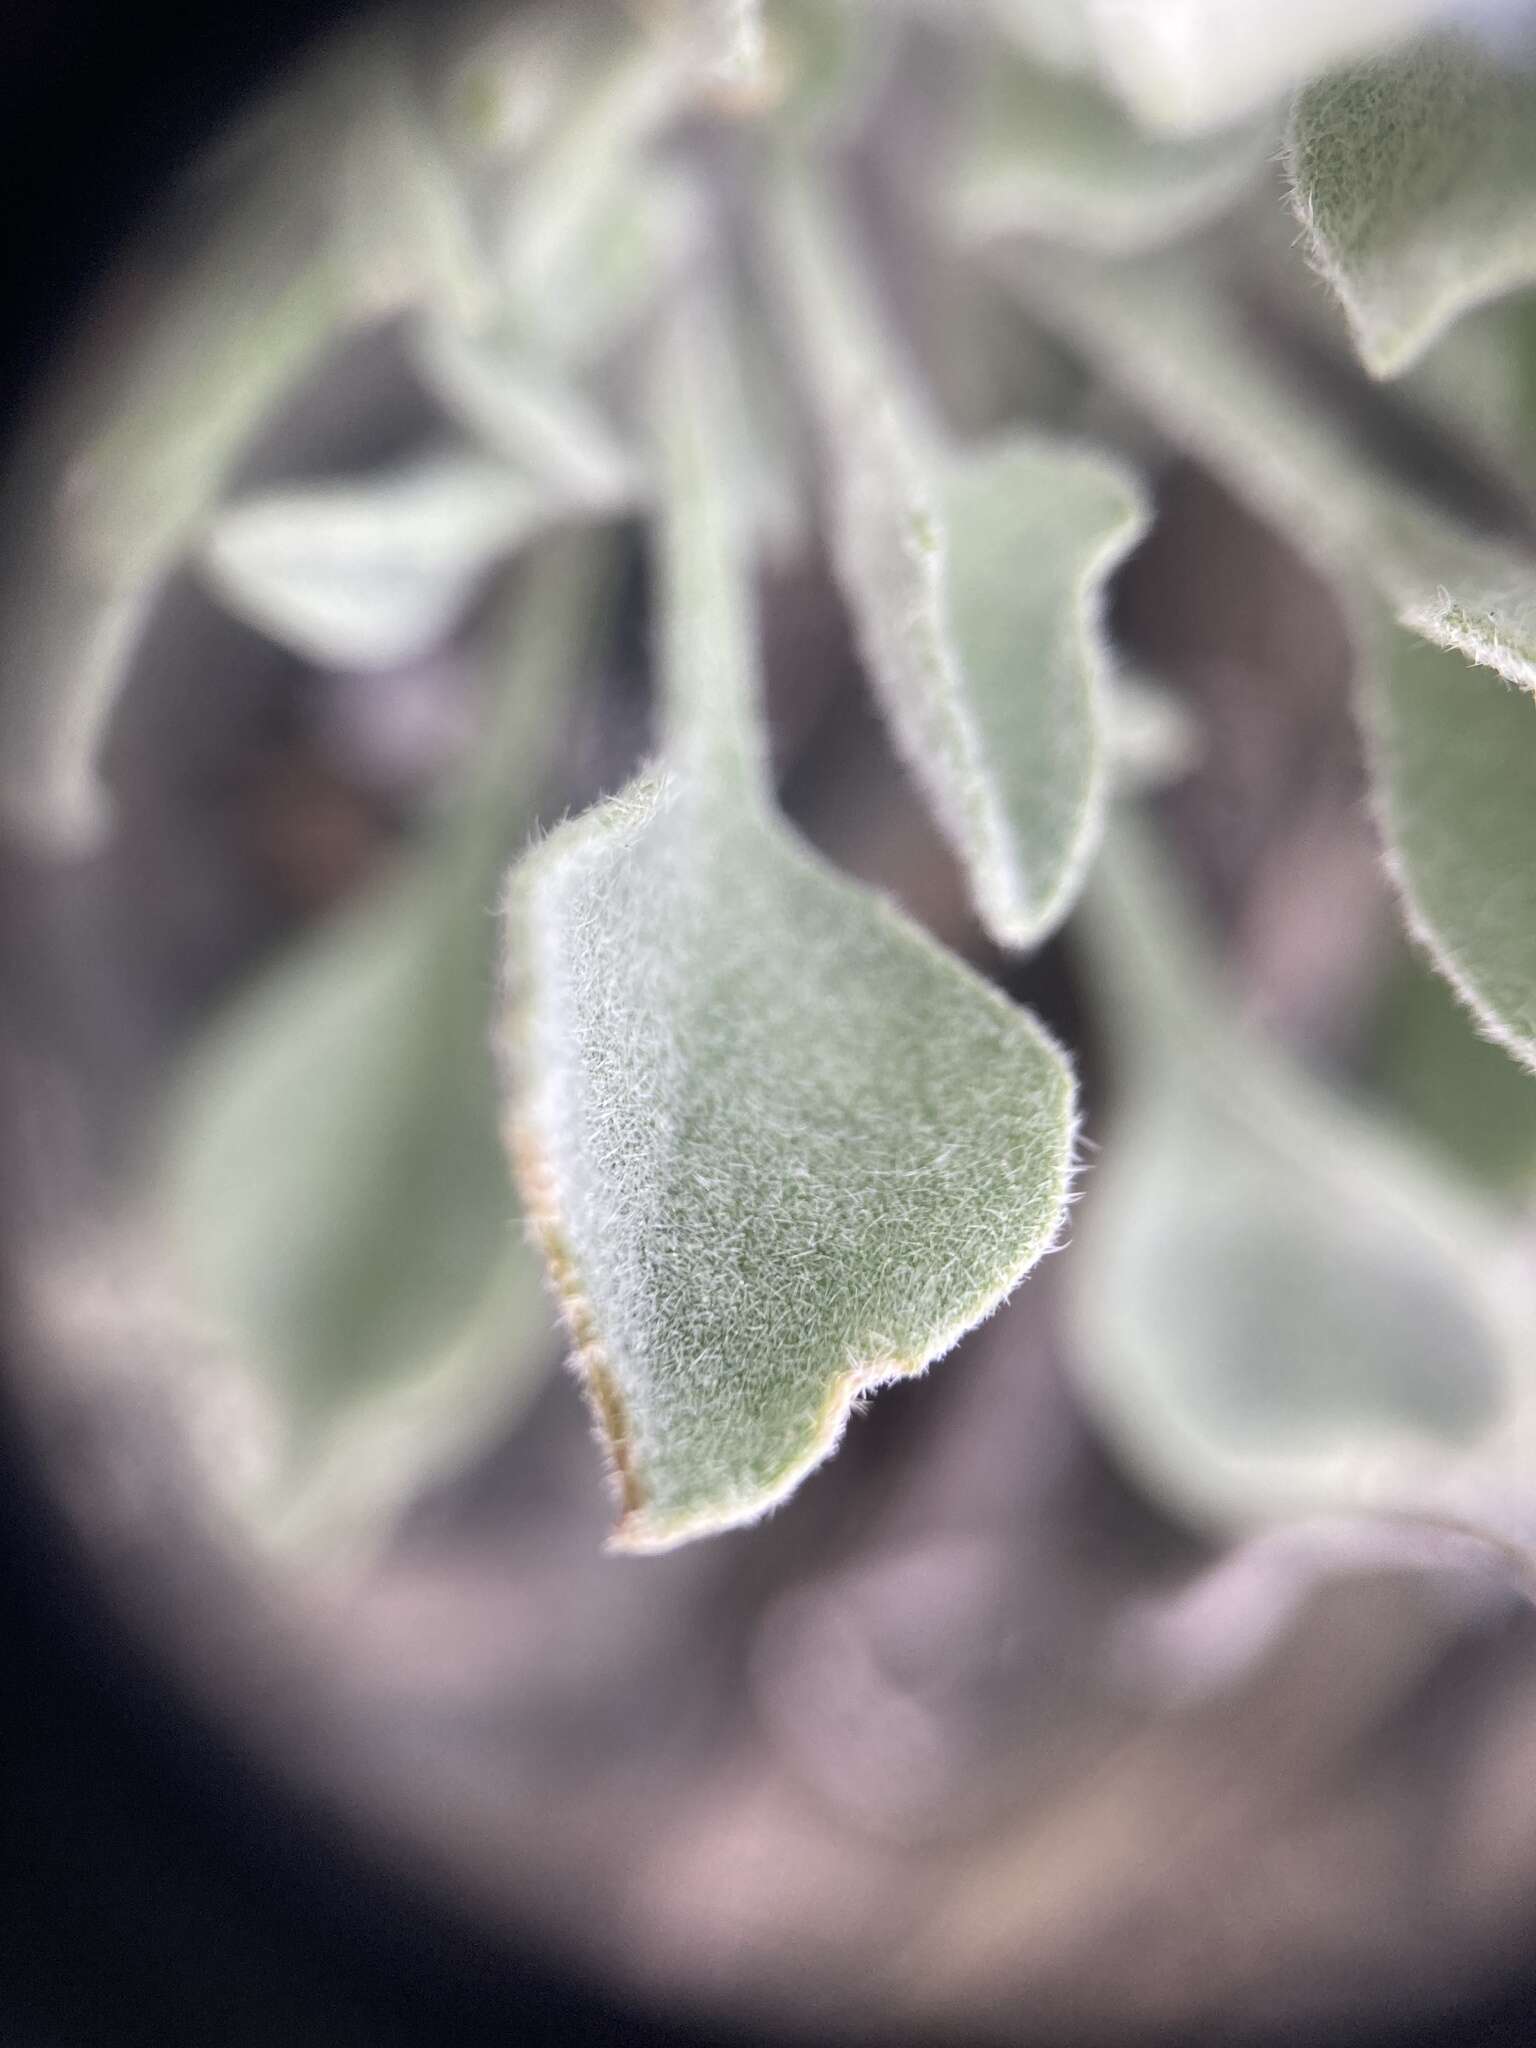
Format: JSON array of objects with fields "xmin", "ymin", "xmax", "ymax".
[
  {"xmin": 412, "ymin": 315, "xmax": 642, "ymax": 510},
  {"xmin": 774, "ymin": 171, "xmax": 1148, "ymax": 948},
  {"xmin": 499, "ymin": 303, "xmax": 1075, "ymax": 1549},
  {"xmin": 1401, "ymin": 294, "xmax": 1536, "ymax": 518},
  {"xmin": 1070, "ymin": 813, "xmax": 1529, "ymax": 1560},
  {"xmin": 161, "ymin": 533, "xmax": 616, "ymax": 1537},
  {"xmin": 498, "ymin": 35, "xmax": 685, "ymax": 339},
  {"xmin": 1082, "ymin": 0, "xmax": 1444, "ymax": 136},
  {"xmin": 0, "ymin": 22, "xmax": 493, "ymax": 854},
  {"xmin": 953, "ymin": 48, "xmax": 1271, "ymax": 253},
  {"xmin": 1363, "ymin": 623, "xmax": 1536, "ymax": 1074},
  {"xmin": 201, "ymin": 453, "xmax": 547, "ymax": 671},
  {"xmin": 765, "ymin": 0, "xmax": 893, "ymax": 135},
  {"xmin": 1371, "ymin": 942, "xmax": 1536, "ymax": 1197},
  {"xmin": 0, "ymin": 193, "xmax": 347, "ymax": 849},
  {"xmin": 688, "ymin": 0, "xmax": 769, "ymax": 91},
  {"xmin": 329, "ymin": 25, "xmax": 495, "ymax": 328},
  {"xmin": 1287, "ymin": 32, "xmax": 1536, "ymax": 377}
]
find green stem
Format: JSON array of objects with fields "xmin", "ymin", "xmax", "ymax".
[
  {"xmin": 764, "ymin": 154, "xmax": 941, "ymax": 459},
  {"xmin": 652, "ymin": 296, "xmax": 772, "ymax": 798}
]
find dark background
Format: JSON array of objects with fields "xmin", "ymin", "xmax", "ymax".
[{"xmin": 1, "ymin": 3, "xmax": 1535, "ymax": 2043}]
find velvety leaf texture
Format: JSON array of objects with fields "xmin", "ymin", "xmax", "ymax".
[
  {"xmin": 506, "ymin": 781, "xmax": 1075, "ymax": 1549},
  {"xmin": 499, "ymin": 304, "xmax": 1075, "ymax": 1548},
  {"xmin": 1288, "ymin": 33, "xmax": 1536, "ymax": 377},
  {"xmin": 1363, "ymin": 625, "xmax": 1536, "ymax": 1073}
]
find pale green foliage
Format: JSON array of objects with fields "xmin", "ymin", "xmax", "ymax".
[
  {"xmin": 1288, "ymin": 33, "xmax": 1536, "ymax": 377},
  {"xmin": 160, "ymin": 539, "xmax": 610, "ymax": 1537},
  {"xmin": 1000, "ymin": 245, "xmax": 1536, "ymax": 1063},
  {"xmin": 953, "ymin": 45, "xmax": 1271, "ymax": 252},
  {"xmin": 1403, "ymin": 296, "xmax": 1536, "ymax": 518},
  {"xmin": 498, "ymin": 309, "xmax": 1075, "ymax": 1546},
  {"xmin": 1071, "ymin": 818, "xmax": 1525, "ymax": 1549},
  {"xmin": 0, "ymin": 21, "xmax": 489, "ymax": 852},
  {"xmin": 1372, "ymin": 944, "xmax": 1536, "ymax": 1196},
  {"xmin": 412, "ymin": 317, "xmax": 641, "ymax": 509},
  {"xmin": 687, "ymin": 0, "xmax": 768, "ymax": 91},
  {"xmin": 1363, "ymin": 625, "xmax": 1536, "ymax": 1072},
  {"xmin": 1001, "ymin": 244, "xmax": 1536, "ymax": 694},
  {"xmin": 202, "ymin": 454, "xmax": 549, "ymax": 671},
  {"xmin": 774, "ymin": 174, "xmax": 1148, "ymax": 948},
  {"xmin": 10, "ymin": 0, "xmax": 1536, "ymax": 1569}
]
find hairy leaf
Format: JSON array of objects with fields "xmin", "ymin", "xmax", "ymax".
[
  {"xmin": 412, "ymin": 315, "xmax": 641, "ymax": 510},
  {"xmin": 160, "ymin": 537, "xmax": 614, "ymax": 1537},
  {"xmin": 500, "ymin": 305, "xmax": 1075, "ymax": 1549},
  {"xmin": 1363, "ymin": 624, "xmax": 1536, "ymax": 1074},
  {"xmin": 1083, "ymin": 0, "xmax": 1443, "ymax": 135},
  {"xmin": 953, "ymin": 48, "xmax": 1271, "ymax": 253},
  {"xmin": 1070, "ymin": 815, "xmax": 1527, "ymax": 1558},
  {"xmin": 201, "ymin": 453, "xmax": 546, "ymax": 671},
  {"xmin": 1287, "ymin": 33, "xmax": 1536, "ymax": 377},
  {"xmin": 774, "ymin": 174, "xmax": 1148, "ymax": 947}
]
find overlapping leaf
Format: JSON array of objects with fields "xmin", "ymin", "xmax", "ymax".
[
  {"xmin": 499, "ymin": 305, "xmax": 1075, "ymax": 1549},
  {"xmin": 201, "ymin": 453, "xmax": 547, "ymax": 672},
  {"xmin": 160, "ymin": 536, "xmax": 613, "ymax": 1544},
  {"xmin": 1288, "ymin": 32, "xmax": 1536, "ymax": 377},
  {"xmin": 412, "ymin": 317, "xmax": 641, "ymax": 510},
  {"xmin": 773, "ymin": 172, "xmax": 1148, "ymax": 948},
  {"xmin": 999, "ymin": 244, "xmax": 1536, "ymax": 1061}
]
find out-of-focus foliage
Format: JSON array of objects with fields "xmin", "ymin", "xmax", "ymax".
[{"xmin": 4, "ymin": 0, "xmax": 1535, "ymax": 1566}]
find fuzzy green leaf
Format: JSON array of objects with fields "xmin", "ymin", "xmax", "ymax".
[
  {"xmin": 160, "ymin": 538, "xmax": 613, "ymax": 1541},
  {"xmin": 499, "ymin": 305, "xmax": 1075, "ymax": 1549},
  {"xmin": 1070, "ymin": 815, "xmax": 1527, "ymax": 1557},
  {"xmin": 774, "ymin": 174, "xmax": 1148, "ymax": 947},
  {"xmin": 1287, "ymin": 33, "xmax": 1536, "ymax": 378},
  {"xmin": 953, "ymin": 48, "xmax": 1271, "ymax": 253},
  {"xmin": 1363, "ymin": 623, "xmax": 1536, "ymax": 1074},
  {"xmin": 201, "ymin": 454, "xmax": 546, "ymax": 671}
]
